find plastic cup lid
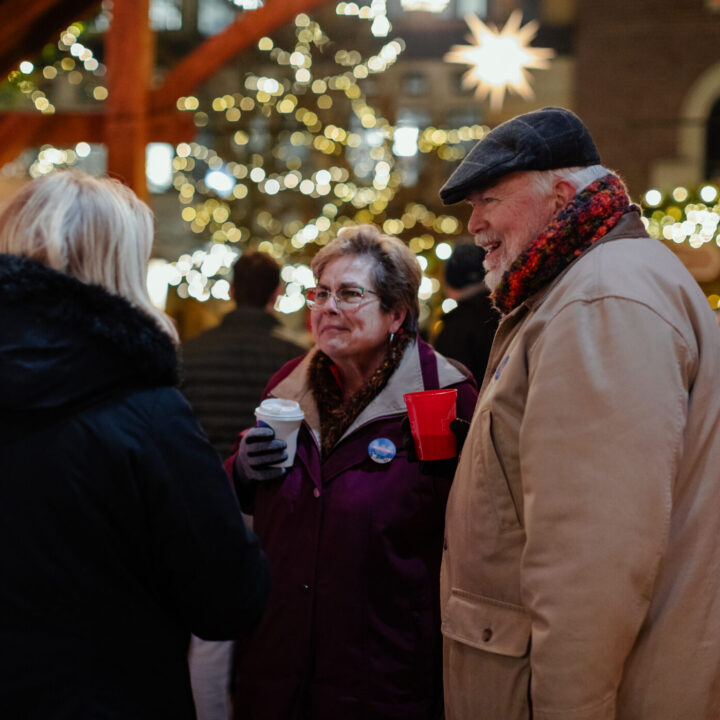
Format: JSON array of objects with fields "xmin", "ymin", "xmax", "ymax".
[{"xmin": 255, "ymin": 397, "xmax": 304, "ymax": 421}]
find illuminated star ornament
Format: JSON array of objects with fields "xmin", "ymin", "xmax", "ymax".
[{"xmin": 444, "ymin": 10, "xmax": 554, "ymax": 111}]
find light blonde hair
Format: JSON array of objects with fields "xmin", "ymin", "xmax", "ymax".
[
  {"xmin": 311, "ymin": 224, "xmax": 421, "ymax": 333},
  {"xmin": 0, "ymin": 170, "xmax": 178, "ymax": 341}
]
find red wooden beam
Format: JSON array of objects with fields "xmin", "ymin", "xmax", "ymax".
[
  {"xmin": 0, "ymin": 0, "xmax": 101, "ymax": 78},
  {"xmin": 104, "ymin": 0, "xmax": 152, "ymax": 198},
  {"xmin": 150, "ymin": 0, "xmax": 333, "ymax": 112},
  {"xmin": 0, "ymin": 0, "xmax": 335, "ymax": 186},
  {"xmin": 0, "ymin": 111, "xmax": 195, "ymax": 169}
]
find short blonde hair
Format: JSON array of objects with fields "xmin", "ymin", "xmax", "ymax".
[
  {"xmin": 0, "ymin": 170, "xmax": 177, "ymax": 341},
  {"xmin": 311, "ymin": 224, "xmax": 421, "ymax": 333}
]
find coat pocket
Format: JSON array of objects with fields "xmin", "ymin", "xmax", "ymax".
[
  {"xmin": 477, "ymin": 407, "xmax": 522, "ymax": 532},
  {"xmin": 442, "ymin": 589, "xmax": 531, "ymax": 657}
]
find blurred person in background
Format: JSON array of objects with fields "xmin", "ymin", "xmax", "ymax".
[
  {"xmin": 0, "ymin": 171, "xmax": 269, "ymax": 720},
  {"xmin": 182, "ymin": 251, "xmax": 305, "ymax": 459},
  {"xmin": 438, "ymin": 106, "xmax": 720, "ymax": 719},
  {"xmin": 182, "ymin": 251, "xmax": 304, "ymax": 720},
  {"xmin": 433, "ymin": 243, "xmax": 499, "ymax": 385},
  {"xmin": 227, "ymin": 225, "xmax": 478, "ymax": 720}
]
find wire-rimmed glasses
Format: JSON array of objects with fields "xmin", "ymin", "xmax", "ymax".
[{"xmin": 304, "ymin": 286, "xmax": 379, "ymax": 310}]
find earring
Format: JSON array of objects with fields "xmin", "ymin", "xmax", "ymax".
[{"xmin": 389, "ymin": 332, "xmax": 395, "ymax": 344}]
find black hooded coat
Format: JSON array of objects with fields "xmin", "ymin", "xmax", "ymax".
[{"xmin": 0, "ymin": 253, "xmax": 269, "ymax": 719}]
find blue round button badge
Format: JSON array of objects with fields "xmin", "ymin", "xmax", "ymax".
[{"xmin": 368, "ymin": 438, "xmax": 396, "ymax": 464}]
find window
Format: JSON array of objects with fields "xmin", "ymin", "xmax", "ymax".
[
  {"xmin": 456, "ymin": 0, "xmax": 487, "ymax": 17},
  {"xmin": 452, "ymin": 70, "xmax": 473, "ymax": 96},
  {"xmin": 394, "ymin": 109, "xmax": 430, "ymax": 186},
  {"xmin": 149, "ymin": 0, "xmax": 182, "ymax": 31},
  {"xmin": 198, "ymin": 0, "xmax": 236, "ymax": 35},
  {"xmin": 402, "ymin": 72, "xmax": 428, "ymax": 97},
  {"xmin": 447, "ymin": 107, "xmax": 483, "ymax": 129},
  {"xmin": 388, "ymin": 0, "xmax": 486, "ymax": 20}
]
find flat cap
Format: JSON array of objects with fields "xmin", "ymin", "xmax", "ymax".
[{"xmin": 440, "ymin": 107, "xmax": 601, "ymax": 205}]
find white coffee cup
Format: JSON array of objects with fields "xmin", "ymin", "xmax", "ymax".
[{"xmin": 254, "ymin": 398, "xmax": 305, "ymax": 467}]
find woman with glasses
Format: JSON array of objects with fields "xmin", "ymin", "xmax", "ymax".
[{"xmin": 227, "ymin": 225, "xmax": 478, "ymax": 720}]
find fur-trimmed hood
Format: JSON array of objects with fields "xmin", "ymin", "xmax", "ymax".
[{"xmin": 0, "ymin": 253, "xmax": 177, "ymax": 423}]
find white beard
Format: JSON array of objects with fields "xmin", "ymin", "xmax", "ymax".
[
  {"xmin": 483, "ymin": 264, "xmax": 503, "ymax": 292},
  {"xmin": 477, "ymin": 231, "xmax": 513, "ymax": 292},
  {"xmin": 477, "ymin": 211, "xmax": 555, "ymax": 291}
]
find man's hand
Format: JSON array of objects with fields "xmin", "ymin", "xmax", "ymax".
[
  {"xmin": 234, "ymin": 426, "xmax": 288, "ymax": 484},
  {"xmin": 402, "ymin": 415, "xmax": 470, "ymax": 460},
  {"xmin": 401, "ymin": 415, "xmax": 470, "ymax": 476},
  {"xmin": 449, "ymin": 417, "xmax": 470, "ymax": 453}
]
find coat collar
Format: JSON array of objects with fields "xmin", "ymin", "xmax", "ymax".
[
  {"xmin": 269, "ymin": 339, "xmax": 467, "ymax": 446},
  {"xmin": 484, "ymin": 210, "xmax": 648, "ymax": 387},
  {"xmin": 517, "ymin": 208, "xmax": 647, "ymax": 316},
  {"xmin": 0, "ymin": 253, "xmax": 178, "ymax": 391}
]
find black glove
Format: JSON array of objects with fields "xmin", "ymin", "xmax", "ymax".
[
  {"xmin": 449, "ymin": 417, "xmax": 470, "ymax": 454},
  {"xmin": 401, "ymin": 415, "xmax": 470, "ymax": 475},
  {"xmin": 234, "ymin": 426, "xmax": 288, "ymax": 485}
]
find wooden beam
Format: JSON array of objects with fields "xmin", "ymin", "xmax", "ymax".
[
  {"xmin": 0, "ymin": 111, "xmax": 195, "ymax": 168},
  {"xmin": 0, "ymin": 0, "xmax": 101, "ymax": 78},
  {"xmin": 151, "ymin": 0, "xmax": 333, "ymax": 112},
  {"xmin": 0, "ymin": 114, "xmax": 63, "ymax": 169},
  {"xmin": 0, "ymin": 0, "xmax": 61, "ymax": 47},
  {"xmin": 105, "ymin": 0, "xmax": 152, "ymax": 199}
]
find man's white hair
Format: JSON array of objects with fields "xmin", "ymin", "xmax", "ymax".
[{"xmin": 530, "ymin": 164, "xmax": 612, "ymax": 197}]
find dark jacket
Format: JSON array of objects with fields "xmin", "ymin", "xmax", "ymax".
[
  {"xmin": 227, "ymin": 339, "xmax": 478, "ymax": 720},
  {"xmin": 0, "ymin": 254, "xmax": 270, "ymax": 720},
  {"xmin": 181, "ymin": 307, "xmax": 304, "ymax": 459},
  {"xmin": 433, "ymin": 287, "xmax": 499, "ymax": 386}
]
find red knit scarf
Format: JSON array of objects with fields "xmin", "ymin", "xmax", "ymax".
[{"xmin": 491, "ymin": 174, "xmax": 631, "ymax": 315}]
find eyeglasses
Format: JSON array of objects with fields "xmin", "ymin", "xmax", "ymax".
[{"xmin": 304, "ymin": 286, "xmax": 379, "ymax": 309}]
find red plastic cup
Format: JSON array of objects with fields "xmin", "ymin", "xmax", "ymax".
[{"xmin": 403, "ymin": 388, "xmax": 458, "ymax": 461}]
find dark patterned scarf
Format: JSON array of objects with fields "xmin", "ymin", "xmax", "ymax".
[
  {"xmin": 492, "ymin": 174, "xmax": 631, "ymax": 315},
  {"xmin": 309, "ymin": 332, "xmax": 412, "ymax": 456}
]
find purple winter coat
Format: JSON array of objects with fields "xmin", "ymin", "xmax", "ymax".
[{"xmin": 227, "ymin": 339, "xmax": 478, "ymax": 720}]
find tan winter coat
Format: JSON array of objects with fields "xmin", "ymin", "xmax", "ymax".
[{"xmin": 441, "ymin": 211, "xmax": 720, "ymax": 720}]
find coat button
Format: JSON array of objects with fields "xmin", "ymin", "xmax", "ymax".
[
  {"xmin": 301, "ymin": 584, "xmax": 311, "ymax": 592},
  {"xmin": 313, "ymin": 488, "xmax": 321, "ymax": 498},
  {"xmin": 482, "ymin": 628, "xmax": 493, "ymax": 642}
]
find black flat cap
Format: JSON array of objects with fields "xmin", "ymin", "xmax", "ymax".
[{"xmin": 440, "ymin": 107, "xmax": 601, "ymax": 205}]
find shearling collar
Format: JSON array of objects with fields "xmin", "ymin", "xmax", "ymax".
[
  {"xmin": 0, "ymin": 253, "xmax": 178, "ymax": 410},
  {"xmin": 269, "ymin": 339, "xmax": 466, "ymax": 447},
  {"xmin": 520, "ymin": 209, "xmax": 647, "ymax": 315}
]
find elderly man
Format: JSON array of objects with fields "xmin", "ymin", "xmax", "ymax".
[{"xmin": 438, "ymin": 107, "xmax": 720, "ymax": 719}]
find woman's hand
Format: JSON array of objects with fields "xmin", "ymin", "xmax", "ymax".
[{"xmin": 234, "ymin": 426, "xmax": 288, "ymax": 485}]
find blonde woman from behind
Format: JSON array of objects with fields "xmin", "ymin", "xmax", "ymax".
[{"xmin": 0, "ymin": 171, "xmax": 269, "ymax": 720}]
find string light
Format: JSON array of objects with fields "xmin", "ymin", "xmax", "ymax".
[
  {"xmin": 2, "ymin": 4, "xmax": 491, "ymax": 315},
  {"xmin": 641, "ymin": 184, "xmax": 720, "ymax": 309},
  {"xmin": 642, "ymin": 184, "xmax": 720, "ymax": 250}
]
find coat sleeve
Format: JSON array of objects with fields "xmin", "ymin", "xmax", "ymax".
[
  {"xmin": 519, "ymin": 297, "xmax": 692, "ymax": 718},
  {"xmin": 140, "ymin": 387, "xmax": 270, "ymax": 641}
]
